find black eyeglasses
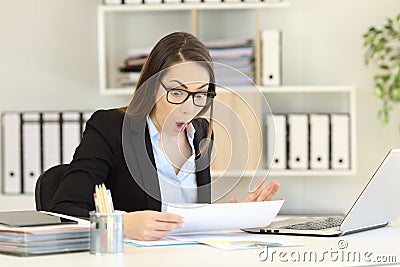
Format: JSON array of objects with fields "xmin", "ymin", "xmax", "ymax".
[{"xmin": 160, "ymin": 80, "xmax": 216, "ymax": 107}]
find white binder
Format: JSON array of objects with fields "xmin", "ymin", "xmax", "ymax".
[
  {"xmin": 261, "ymin": 30, "xmax": 281, "ymax": 86},
  {"xmin": 62, "ymin": 112, "xmax": 81, "ymax": 164},
  {"xmin": 331, "ymin": 113, "xmax": 350, "ymax": 169},
  {"xmin": 287, "ymin": 114, "xmax": 309, "ymax": 169},
  {"xmin": 266, "ymin": 114, "xmax": 287, "ymax": 169},
  {"xmin": 124, "ymin": 0, "xmax": 142, "ymax": 3},
  {"xmin": 309, "ymin": 114, "xmax": 330, "ymax": 169},
  {"xmin": 2, "ymin": 113, "xmax": 21, "ymax": 194},
  {"xmin": 42, "ymin": 112, "xmax": 61, "ymax": 171},
  {"xmin": 22, "ymin": 113, "xmax": 41, "ymax": 194},
  {"xmin": 103, "ymin": 0, "xmax": 122, "ymax": 4}
]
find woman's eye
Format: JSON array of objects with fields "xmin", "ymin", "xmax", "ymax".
[
  {"xmin": 195, "ymin": 93, "xmax": 207, "ymax": 98},
  {"xmin": 171, "ymin": 90, "xmax": 184, "ymax": 97}
]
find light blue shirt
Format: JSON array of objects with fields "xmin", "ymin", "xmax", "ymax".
[{"xmin": 146, "ymin": 116, "xmax": 198, "ymax": 212}]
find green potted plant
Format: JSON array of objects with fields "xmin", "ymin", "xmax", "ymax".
[{"xmin": 362, "ymin": 13, "xmax": 400, "ymax": 124}]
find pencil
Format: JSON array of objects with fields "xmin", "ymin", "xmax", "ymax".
[{"xmin": 101, "ymin": 184, "xmax": 110, "ymax": 214}]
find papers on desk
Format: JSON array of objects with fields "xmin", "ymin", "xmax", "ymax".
[
  {"xmin": 0, "ymin": 212, "xmax": 89, "ymax": 256},
  {"xmin": 125, "ymin": 237, "xmax": 200, "ymax": 247},
  {"xmin": 125, "ymin": 233, "xmax": 302, "ymax": 250},
  {"xmin": 125, "ymin": 200, "xmax": 292, "ymax": 250},
  {"xmin": 166, "ymin": 200, "xmax": 284, "ymax": 234},
  {"xmin": 171, "ymin": 233, "xmax": 302, "ymax": 250}
]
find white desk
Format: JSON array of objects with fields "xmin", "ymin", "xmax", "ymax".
[{"xmin": 1, "ymin": 218, "xmax": 399, "ymax": 267}]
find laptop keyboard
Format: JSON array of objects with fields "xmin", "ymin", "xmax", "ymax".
[{"xmin": 281, "ymin": 217, "xmax": 344, "ymax": 230}]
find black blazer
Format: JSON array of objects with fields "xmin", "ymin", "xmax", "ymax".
[{"xmin": 49, "ymin": 109, "xmax": 212, "ymax": 218}]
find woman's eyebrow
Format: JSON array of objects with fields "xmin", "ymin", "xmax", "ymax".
[{"xmin": 169, "ymin": 79, "xmax": 209, "ymax": 90}]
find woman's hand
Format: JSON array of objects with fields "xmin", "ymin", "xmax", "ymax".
[
  {"xmin": 124, "ymin": 210, "xmax": 184, "ymax": 241},
  {"xmin": 230, "ymin": 179, "xmax": 280, "ymax": 203}
]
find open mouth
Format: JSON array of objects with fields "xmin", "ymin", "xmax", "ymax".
[{"xmin": 175, "ymin": 121, "xmax": 187, "ymax": 132}]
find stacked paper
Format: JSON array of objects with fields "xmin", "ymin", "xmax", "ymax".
[
  {"xmin": 118, "ymin": 47, "xmax": 151, "ymax": 88},
  {"xmin": 205, "ymin": 39, "xmax": 255, "ymax": 86},
  {"xmin": 0, "ymin": 214, "xmax": 89, "ymax": 256}
]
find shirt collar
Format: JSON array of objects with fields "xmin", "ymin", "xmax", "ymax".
[{"xmin": 146, "ymin": 115, "xmax": 160, "ymax": 140}]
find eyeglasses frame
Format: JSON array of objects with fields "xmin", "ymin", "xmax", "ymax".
[{"xmin": 160, "ymin": 80, "xmax": 216, "ymax": 107}]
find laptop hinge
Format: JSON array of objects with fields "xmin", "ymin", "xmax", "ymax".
[{"xmin": 341, "ymin": 222, "xmax": 388, "ymax": 235}]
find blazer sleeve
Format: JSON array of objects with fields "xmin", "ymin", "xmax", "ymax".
[{"xmin": 49, "ymin": 109, "xmax": 122, "ymax": 218}]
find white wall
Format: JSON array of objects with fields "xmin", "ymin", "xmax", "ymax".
[
  {"xmin": 0, "ymin": 0, "xmax": 399, "ymax": 213},
  {"xmin": 0, "ymin": 0, "xmax": 130, "ymax": 210}
]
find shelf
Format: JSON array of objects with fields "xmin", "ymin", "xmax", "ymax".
[
  {"xmin": 211, "ymin": 169, "xmax": 356, "ymax": 177},
  {"xmin": 99, "ymin": 85, "xmax": 355, "ymax": 95},
  {"xmin": 219, "ymin": 85, "xmax": 355, "ymax": 93},
  {"xmin": 210, "ymin": 85, "xmax": 357, "ymax": 178},
  {"xmin": 97, "ymin": 3, "xmax": 356, "ymax": 180},
  {"xmin": 99, "ymin": 2, "xmax": 290, "ymax": 12},
  {"xmin": 97, "ymin": 2, "xmax": 290, "ymax": 92}
]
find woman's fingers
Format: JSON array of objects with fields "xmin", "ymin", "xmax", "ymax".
[
  {"xmin": 256, "ymin": 180, "xmax": 280, "ymax": 201},
  {"xmin": 241, "ymin": 179, "xmax": 280, "ymax": 202},
  {"xmin": 244, "ymin": 178, "xmax": 265, "ymax": 201},
  {"xmin": 124, "ymin": 211, "xmax": 185, "ymax": 241},
  {"xmin": 144, "ymin": 212, "xmax": 184, "ymax": 239},
  {"xmin": 154, "ymin": 212, "xmax": 184, "ymax": 224}
]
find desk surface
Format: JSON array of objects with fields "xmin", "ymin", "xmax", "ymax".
[{"xmin": 1, "ymin": 218, "xmax": 399, "ymax": 267}]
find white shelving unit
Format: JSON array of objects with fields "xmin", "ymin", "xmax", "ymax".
[
  {"xmin": 96, "ymin": 3, "xmax": 356, "ymax": 178},
  {"xmin": 97, "ymin": 2, "xmax": 289, "ymax": 94},
  {"xmin": 99, "ymin": 2, "xmax": 290, "ymax": 12},
  {"xmin": 212, "ymin": 85, "xmax": 356, "ymax": 177}
]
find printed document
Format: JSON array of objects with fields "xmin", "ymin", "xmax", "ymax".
[{"xmin": 166, "ymin": 200, "xmax": 284, "ymax": 234}]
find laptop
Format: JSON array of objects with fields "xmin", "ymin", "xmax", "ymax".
[{"xmin": 244, "ymin": 148, "xmax": 400, "ymax": 236}]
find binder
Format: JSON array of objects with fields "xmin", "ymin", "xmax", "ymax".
[
  {"xmin": 287, "ymin": 114, "xmax": 309, "ymax": 169},
  {"xmin": 22, "ymin": 113, "xmax": 41, "ymax": 194},
  {"xmin": 42, "ymin": 112, "xmax": 61, "ymax": 171},
  {"xmin": 144, "ymin": 0, "xmax": 162, "ymax": 3},
  {"xmin": 261, "ymin": 30, "xmax": 281, "ymax": 86},
  {"xmin": 103, "ymin": 0, "xmax": 122, "ymax": 4},
  {"xmin": 330, "ymin": 113, "xmax": 350, "ymax": 169},
  {"xmin": 124, "ymin": 0, "xmax": 142, "ymax": 3},
  {"xmin": 2, "ymin": 113, "xmax": 22, "ymax": 194},
  {"xmin": 266, "ymin": 114, "xmax": 287, "ymax": 169},
  {"xmin": 309, "ymin": 114, "xmax": 329, "ymax": 169},
  {"xmin": 61, "ymin": 112, "xmax": 81, "ymax": 164}
]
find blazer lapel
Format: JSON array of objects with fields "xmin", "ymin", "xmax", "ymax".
[
  {"xmin": 193, "ymin": 119, "xmax": 212, "ymax": 204},
  {"xmin": 123, "ymin": 117, "xmax": 161, "ymax": 211}
]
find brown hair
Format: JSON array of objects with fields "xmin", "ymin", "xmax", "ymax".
[{"xmin": 121, "ymin": 32, "xmax": 216, "ymax": 154}]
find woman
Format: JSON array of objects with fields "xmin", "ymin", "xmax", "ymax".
[{"xmin": 49, "ymin": 32, "xmax": 280, "ymax": 241}]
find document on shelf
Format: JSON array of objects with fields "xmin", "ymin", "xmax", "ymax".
[{"xmin": 166, "ymin": 200, "xmax": 284, "ymax": 235}]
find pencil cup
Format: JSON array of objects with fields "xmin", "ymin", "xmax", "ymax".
[{"xmin": 89, "ymin": 210, "xmax": 124, "ymax": 255}]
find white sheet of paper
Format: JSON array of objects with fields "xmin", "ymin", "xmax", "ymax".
[{"xmin": 166, "ymin": 200, "xmax": 284, "ymax": 234}]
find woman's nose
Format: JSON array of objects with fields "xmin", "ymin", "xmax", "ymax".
[{"xmin": 181, "ymin": 97, "xmax": 196, "ymax": 114}]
